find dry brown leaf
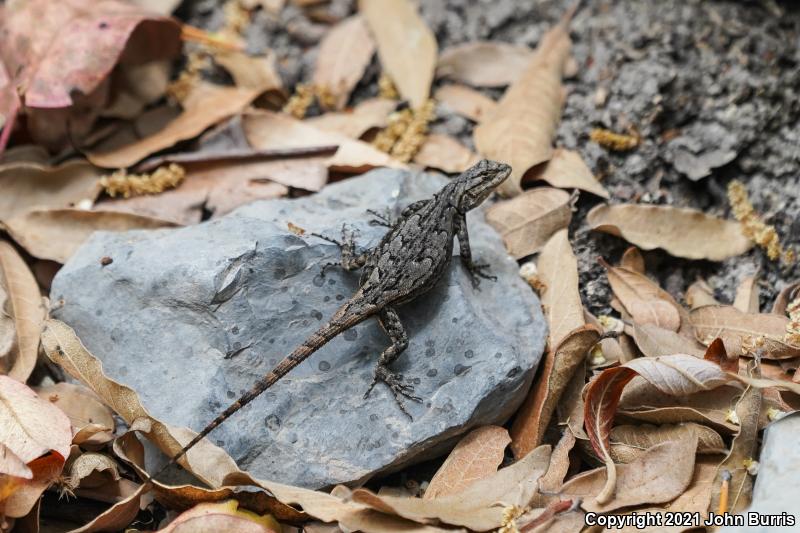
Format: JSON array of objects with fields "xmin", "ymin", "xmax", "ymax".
[
  {"xmin": 535, "ymin": 229, "xmax": 584, "ymax": 349},
  {"xmin": 0, "ymin": 375, "xmax": 72, "ymax": 464},
  {"xmin": 473, "ymin": 15, "xmax": 572, "ymax": 197},
  {"xmin": 350, "ymin": 445, "xmax": 551, "ymax": 531},
  {"xmin": 484, "ymin": 189, "xmax": 571, "ymax": 260},
  {"xmin": 532, "ymin": 429, "xmax": 576, "ymax": 507},
  {"xmin": 87, "ymin": 83, "xmax": 259, "ymax": 168},
  {"xmin": 0, "ymin": 160, "xmax": 102, "ymax": 222},
  {"xmin": 313, "ymin": 15, "xmax": 376, "ymax": 110},
  {"xmin": 632, "ymin": 323, "xmax": 705, "ymax": 358},
  {"xmin": 709, "ymin": 382, "xmax": 761, "ymax": 514},
  {"xmin": 36, "ymin": 383, "xmax": 115, "ymax": 440},
  {"xmin": 529, "ymin": 149, "xmax": 609, "ymax": 199},
  {"xmin": 434, "ymin": 84, "xmax": 497, "ymax": 122},
  {"xmin": 601, "ymin": 258, "xmax": 682, "ymax": 332},
  {"xmin": 67, "ymin": 451, "xmax": 120, "ymax": 490},
  {"xmin": 562, "ymin": 435, "xmax": 698, "ymax": 513},
  {"xmin": 587, "ymin": 204, "xmax": 753, "ymax": 261},
  {"xmin": 424, "ymin": 425, "xmax": 510, "ymax": 499},
  {"xmin": 690, "ymin": 305, "xmax": 800, "ymax": 358},
  {"xmin": 436, "ymin": 41, "xmax": 533, "ymax": 88},
  {"xmin": 359, "ymin": 0, "xmax": 437, "ymax": 109},
  {"xmin": 0, "ymin": 240, "xmax": 46, "ymax": 381},
  {"xmin": 685, "ymin": 279, "xmax": 719, "ymax": 309},
  {"xmin": 158, "ymin": 500, "xmax": 280, "ymax": 533},
  {"xmin": 243, "ymin": 111, "xmax": 404, "ymax": 172},
  {"xmin": 306, "ymin": 98, "xmax": 396, "ymax": 139},
  {"xmin": 1, "ymin": 451, "xmax": 66, "ymax": 519},
  {"xmin": 511, "ymin": 326, "xmax": 601, "ymax": 459},
  {"xmin": 609, "ymin": 423, "xmax": 726, "ymax": 463},
  {"xmin": 413, "ymin": 134, "xmax": 480, "ymax": 174},
  {"xmin": 68, "ymin": 483, "xmax": 148, "ymax": 533},
  {"xmin": 3, "ymin": 209, "xmax": 177, "ymax": 263},
  {"xmin": 620, "ymin": 246, "xmax": 646, "ymax": 274},
  {"xmin": 733, "ymin": 274, "xmax": 760, "ymax": 313},
  {"xmin": 215, "ymin": 51, "xmax": 283, "ymax": 93},
  {"xmin": 0, "ymin": 442, "xmax": 31, "ymax": 479},
  {"xmin": 772, "ymin": 281, "xmax": 800, "ymax": 315}
]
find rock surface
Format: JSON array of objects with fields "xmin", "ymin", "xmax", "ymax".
[{"xmin": 51, "ymin": 168, "xmax": 546, "ymax": 488}]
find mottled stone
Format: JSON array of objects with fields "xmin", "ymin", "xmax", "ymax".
[{"xmin": 51, "ymin": 168, "xmax": 546, "ymax": 488}]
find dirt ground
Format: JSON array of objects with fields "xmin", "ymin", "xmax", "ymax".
[{"xmin": 179, "ymin": 0, "xmax": 800, "ymax": 317}]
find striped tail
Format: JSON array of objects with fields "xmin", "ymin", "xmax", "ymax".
[{"xmin": 153, "ymin": 308, "xmax": 367, "ymax": 478}]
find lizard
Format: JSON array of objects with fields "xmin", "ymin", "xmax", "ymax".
[{"xmin": 155, "ymin": 159, "xmax": 512, "ymax": 475}]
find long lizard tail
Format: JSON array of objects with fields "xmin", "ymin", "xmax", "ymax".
[{"xmin": 153, "ymin": 305, "xmax": 369, "ymax": 478}]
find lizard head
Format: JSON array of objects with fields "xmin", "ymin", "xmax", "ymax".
[{"xmin": 456, "ymin": 159, "xmax": 512, "ymax": 211}]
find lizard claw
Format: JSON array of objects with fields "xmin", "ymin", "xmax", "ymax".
[
  {"xmin": 364, "ymin": 367, "xmax": 422, "ymax": 418},
  {"xmin": 367, "ymin": 208, "xmax": 393, "ymax": 227},
  {"xmin": 467, "ymin": 262, "xmax": 496, "ymax": 289}
]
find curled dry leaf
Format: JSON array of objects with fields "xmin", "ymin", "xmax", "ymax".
[
  {"xmin": 87, "ymin": 83, "xmax": 260, "ymax": 168},
  {"xmin": 350, "ymin": 445, "xmax": 551, "ymax": 531},
  {"xmin": 313, "ymin": 15, "xmax": 376, "ymax": 110},
  {"xmin": 473, "ymin": 14, "xmax": 572, "ymax": 197},
  {"xmin": 436, "ymin": 41, "xmax": 533, "ymax": 88},
  {"xmin": 632, "ymin": 323, "xmax": 705, "ymax": 358},
  {"xmin": 511, "ymin": 326, "xmax": 600, "ymax": 459},
  {"xmin": 772, "ymin": 281, "xmax": 800, "ymax": 315},
  {"xmin": 0, "ymin": 159, "xmax": 102, "ymax": 221},
  {"xmin": 733, "ymin": 274, "xmax": 760, "ymax": 313},
  {"xmin": 413, "ymin": 134, "xmax": 479, "ymax": 174},
  {"xmin": 485, "ymin": 188, "xmax": 571, "ymax": 260},
  {"xmin": 306, "ymin": 98, "xmax": 396, "ymax": 139},
  {"xmin": 685, "ymin": 279, "xmax": 719, "ymax": 309},
  {"xmin": 0, "ymin": 240, "xmax": 46, "ymax": 381},
  {"xmin": 529, "ymin": 149, "xmax": 609, "ymax": 199},
  {"xmin": 424, "ymin": 425, "xmax": 510, "ymax": 499},
  {"xmin": 1, "ymin": 451, "xmax": 66, "ymax": 519},
  {"xmin": 584, "ymin": 355, "xmax": 731, "ymax": 503},
  {"xmin": 532, "ymin": 429, "xmax": 576, "ymax": 508},
  {"xmin": 538, "ymin": 229, "xmax": 584, "ymax": 348},
  {"xmin": 620, "ymin": 246, "xmax": 646, "ymax": 274},
  {"xmin": 36, "ymin": 382, "xmax": 115, "ymax": 439},
  {"xmin": 434, "ymin": 84, "xmax": 497, "ymax": 122},
  {"xmin": 561, "ymin": 435, "xmax": 698, "ymax": 513},
  {"xmin": 587, "ymin": 204, "xmax": 753, "ymax": 261},
  {"xmin": 68, "ymin": 483, "xmax": 149, "ymax": 533},
  {"xmin": 609, "ymin": 423, "xmax": 726, "ymax": 463},
  {"xmin": 359, "ymin": 0, "xmax": 437, "ymax": 109},
  {"xmin": 67, "ymin": 451, "xmax": 120, "ymax": 490},
  {"xmin": 601, "ymin": 258, "xmax": 681, "ymax": 332},
  {"xmin": 4, "ymin": 208, "xmax": 177, "ymax": 263},
  {"xmin": 690, "ymin": 305, "xmax": 800, "ymax": 359},
  {"xmin": 243, "ymin": 111, "xmax": 403, "ymax": 172},
  {"xmin": 215, "ymin": 51, "xmax": 283, "ymax": 93},
  {"xmin": 0, "ymin": 442, "xmax": 31, "ymax": 478},
  {"xmin": 158, "ymin": 500, "xmax": 280, "ymax": 533}
]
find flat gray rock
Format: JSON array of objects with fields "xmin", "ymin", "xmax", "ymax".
[{"xmin": 51, "ymin": 168, "xmax": 546, "ymax": 488}]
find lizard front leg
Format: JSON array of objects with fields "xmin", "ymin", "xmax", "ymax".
[
  {"xmin": 313, "ymin": 224, "xmax": 368, "ymax": 275},
  {"xmin": 455, "ymin": 214, "xmax": 496, "ymax": 289},
  {"xmin": 364, "ymin": 306, "xmax": 421, "ymax": 417}
]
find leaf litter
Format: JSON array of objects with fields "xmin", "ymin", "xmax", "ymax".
[{"xmin": 0, "ymin": 0, "xmax": 798, "ymax": 531}]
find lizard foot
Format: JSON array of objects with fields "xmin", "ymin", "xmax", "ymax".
[
  {"xmin": 466, "ymin": 262, "xmax": 497, "ymax": 289},
  {"xmin": 364, "ymin": 367, "xmax": 422, "ymax": 418},
  {"xmin": 367, "ymin": 208, "xmax": 393, "ymax": 227}
]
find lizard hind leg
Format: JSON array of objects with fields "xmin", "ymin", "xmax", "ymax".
[{"xmin": 364, "ymin": 306, "xmax": 422, "ymax": 418}]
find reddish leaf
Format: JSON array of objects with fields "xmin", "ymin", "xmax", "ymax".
[{"xmin": 703, "ymin": 337, "xmax": 738, "ymax": 373}]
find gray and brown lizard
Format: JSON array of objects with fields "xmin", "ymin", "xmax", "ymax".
[{"xmin": 157, "ymin": 159, "xmax": 511, "ymax": 473}]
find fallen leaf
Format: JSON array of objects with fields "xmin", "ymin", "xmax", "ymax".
[
  {"xmin": 35, "ymin": 383, "xmax": 115, "ymax": 440},
  {"xmin": 243, "ymin": 111, "xmax": 403, "ymax": 172},
  {"xmin": 424, "ymin": 425, "xmax": 510, "ymax": 499},
  {"xmin": 0, "ymin": 375, "xmax": 71, "ymax": 463},
  {"xmin": 632, "ymin": 323, "xmax": 705, "ymax": 358},
  {"xmin": 529, "ymin": 149, "xmax": 609, "ymax": 199},
  {"xmin": 601, "ymin": 258, "xmax": 682, "ymax": 331},
  {"xmin": 733, "ymin": 274, "xmax": 760, "ymax": 313},
  {"xmin": 434, "ymin": 84, "xmax": 497, "ymax": 122},
  {"xmin": 561, "ymin": 435, "xmax": 698, "ymax": 512},
  {"xmin": 413, "ymin": 134, "xmax": 479, "ymax": 174},
  {"xmin": 436, "ymin": 41, "xmax": 533, "ymax": 88},
  {"xmin": 215, "ymin": 51, "xmax": 283, "ymax": 93},
  {"xmin": 484, "ymin": 189, "xmax": 572, "ymax": 260},
  {"xmin": 587, "ymin": 204, "xmax": 753, "ymax": 261},
  {"xmin": 703, "ymin": 337, "xmax": 739, "ymax": 374},
  {"xmin": 536, "ymin": 230, "xmax": 584, "ymax": 347},
  {"xmin": 359, "ymin": 0, "xmax": 437, "ymax": 109},
  {"xmin": 690, "ymin": 305, "xmax": 800, "ymax": 358},
  {"xmin": 0, "ymin": 160, "xmax": 102, "ymax": 222},
  {"xmin": 68, "ymin": 483, "xmax": 149, "ymax": 533},
  {"xmin": 620, "ymin": 246, "xmax": 646, "ymax": 274},
  {"xmin": 511, "ymin": 327, "xmax": 600, "ymax": 459},
  {"xmin": 532, "ymin": 429, "xmax": 576, "ymax": 507},
  {"xmin": 685, "ymin": 279, "xmax": 719, "ymax": 309},
  {"xmin": 772, "ymin": 281, "xmax": 800, "ymax": 315},
  {"xmin": 1, "ymin": 451, "xmax": 65, "ymax": 519},
  {"xmin": 306, "ymin": 98, "xmax": 396, "ymax": 139},
  {"xmin": 67, "ymin": 451, "xmax": 120, "ymax": 490},
  {"xmin": 609, "ymin": 423, "xmax": 726, "ymax": 463},
  {"xmin": 87, "ymin": 83, "xmax": 260, "ymax": 168},
  {"xmin": 0, "ymin": 240, "xmax": 46, "ymax": 381},
  {"xmin": 350, "ymin": 445, "xmax": 551, "ymax": 531},
  {"xmin": 584, "ymin": 355, "xmax": 731, "ymax": 503},
  {"xmin": 3, "ymin": 209, "xmax": 177, "ymax": 263},
  {"xmin": 313, "ymin": 15, "xmax": 376, "ymax": 110},
  {"xmin": 473, "ymin": 14, "xmax": 572, "ymax": 196},
  {"xmin": 159, "ymin": 500, "xmax": 280, "ymax": 533},
  {"xmin": 0, "ymin": 442, "xmax": 31, "ymax": 479}
]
